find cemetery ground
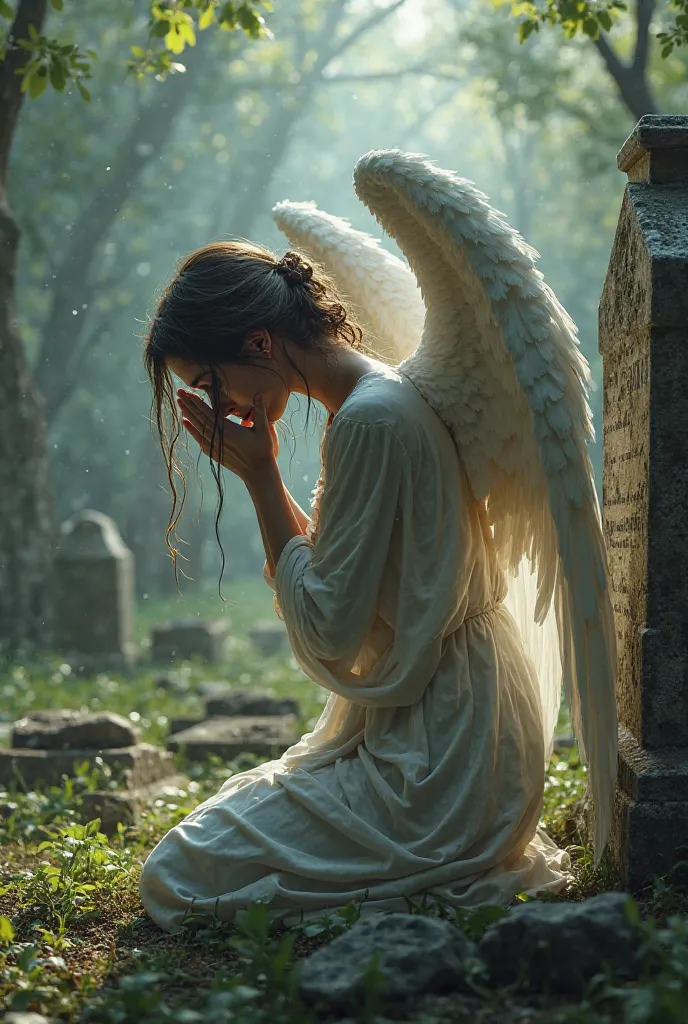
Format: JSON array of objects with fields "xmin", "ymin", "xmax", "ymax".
[{"xmin": 1, "ymin": 583, "xmax": 687, "ymax": 1023}]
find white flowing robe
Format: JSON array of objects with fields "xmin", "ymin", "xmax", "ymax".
[{"xmin": 140, "ymin": 367, "xmax": 569, "ymax": 933}]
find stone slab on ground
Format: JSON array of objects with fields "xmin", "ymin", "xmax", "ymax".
[
  {"xmin": 478, "ymin": 892, "xmax": 641, "ymax": 994},
  {"xmin": 81, "ymin": 772, "xmax": 189, "ymax": 835},
  {"xmin": 151, "ymin": 619, "xmax": 229, "ymax": 664},
  {"xmin": 5, "ymin": 1013, "xmax": 52, "ymax": 1024},
  {"xmin": 0, "ymin": 742, "xmax": 174, "ymax": 789},
  {"xmin": 204, "ymin": 689, "xmax": 300, "ymax": 718},
  {"xmin": 12, "ymin": 709, "xmax": 138, "ymax": 751},
  {"xmin": 248, "ymin": 619, "xmax": 289, "ymax": 656},
  {"xmin": 299, "ymin": 913, "xmax": 476, "ymax": 1010},
  {"xmin": 169, "ymin": 714, "xmax": 206, "ymax": 735},
  {"xmin": 167, "ymin": 715, "xmax": 299, "ymax": 760}
]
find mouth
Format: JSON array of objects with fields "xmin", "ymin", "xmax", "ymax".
[{"xmin": 222, "ymin": 405, "xmax": 254, "ymax": 423}]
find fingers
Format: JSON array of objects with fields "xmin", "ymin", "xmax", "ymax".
[{"xmin": 181, "ymin": 417, "xmax": 209, "ymax": 453}]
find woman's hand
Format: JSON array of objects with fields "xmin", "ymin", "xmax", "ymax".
[{"xmin": 177, "ymin": 389, "xmax": 277, "ymax": 483}]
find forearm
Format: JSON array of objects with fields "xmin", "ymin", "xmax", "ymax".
[
  {"xmin": 285, "ymin": 485, "xmax": 312, "ymax": 535},
  {"xmin": 256, "ymin": 482, "xmax": 311, "ymax": 577},
  {"xmin": 247, "ymin": 462, "xmax": 304, "ymax": 576}
]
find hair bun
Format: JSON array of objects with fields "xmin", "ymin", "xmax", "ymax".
[{"xmin": 275, "ymin": 250, "xmax": 313, "ymax": 287}]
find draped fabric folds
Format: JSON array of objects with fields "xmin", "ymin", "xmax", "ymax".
[{"xmin": 140, "ymin": 369, "xmax": 569, "ymax": 934}]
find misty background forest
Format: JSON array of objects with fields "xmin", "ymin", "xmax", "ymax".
[
  {"xmin": 6, "ymin": 0, "xmax": 685, "ymax": 617},
  {"xmin": 2, "ymin": 2, "xmax": 688, "ymax": 1020}
]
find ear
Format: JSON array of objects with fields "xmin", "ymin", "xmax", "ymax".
[{"xmin": 242, "ymin": 328, "xmax": 272, "ymax": 358}]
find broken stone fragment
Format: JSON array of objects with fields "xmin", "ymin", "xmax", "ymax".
[
  {"xmin": 478, "ymin": 892, "xmax": 642, "ymax": 993},
  {"xmin": 299, "ymin": 913, "xmax": 476, "ymax": 1010},
  {"xmin": 11, "ymin": 710, "xmax": 138, "ymax": 751},
  {"xmin": 166, "ymin": 715, "xmax": 299, "ymax": 761},
  {"xmin": 0, "ymin": 742, "xmax": 174, "ymax": 789}
]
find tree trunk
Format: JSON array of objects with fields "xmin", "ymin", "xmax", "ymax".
[
  {"xmin": 0, "ymin": 0, "xmax": 58, "ymax": 650},
  {"xmin": 0, "ymin": 195, "xmax": 57, "ymax": 651}
]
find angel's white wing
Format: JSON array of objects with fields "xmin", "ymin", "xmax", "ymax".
[
  {"xmin": 352, "ymin": 150, "xmax": 617, "ymax": 861},
  {"xmin": 272, "ymin": 201, "xmax": 423, "ymax": 363},
  {"xmin": 273, "ymin": 197, "xmax": 567, "ymax": 770}
]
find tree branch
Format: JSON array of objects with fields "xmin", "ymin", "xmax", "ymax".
[
  {"xmin": 633, "ymin": 0, "xmax": 656, "ymax": 76},
  {"xmin": 326, "ymin": 0, "xmax": 408, "ymax": 65},
  {"xmin": 593, "ymin": 1, "xmax": 658, "ymax": 119},
  {"xmin": 0, "ymin": 0, "xmax": 48, "ymax": 185}
]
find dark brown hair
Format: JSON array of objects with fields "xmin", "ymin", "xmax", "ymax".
[{"xmin": 143, "ymin": 239, "xmax": 364, "ymax": 589}]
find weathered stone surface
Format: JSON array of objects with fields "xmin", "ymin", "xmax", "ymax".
[
  {"xmin": 599, "ymin": 114, "xmax": 688, "ymax": 888},
  {"xmin": 81, "ymin": 773, "xmax": 188, "ymax": 835},
  {"xmin": 205, "ymin": 689, "xmax": 300, "ymax": 719},
  {"xmin": 0, "ymin": 742, "xmax": 174, "ymax": 789},
  {"xmin": 54, "ymin": 509, "xmax": 137, "ymax": 670},
  {"xmin": 11, "ymin": 710, "xmax": 138, "ymax": 751},
  {"xmin": 299, "ymin": 913, "xmax": 475, "ymax": 1010},
  {"xmin": 167, "ymin": 715, "xmax": 298, "ymax": 760},
  {"xmin": 478, "ymin": 893, "xmax": 640, "ymax": 993},
  {"xmin": 169, "ymin": 714, "xmax": 205, "ymax": 735},
  {"xmin": 5, "ymin": 1014, "xmax": 52, "ymax": 1024},
  {"xmin": 151, "ymin": 619, "xmax": 229, "ymax": 664},
  {"xmin": 197, "ymin": 680, "xmax": 235, "ymax": 699},
  {"xmin": 248, "ymin": 619, "xmax": 289, "ymax": 656}
]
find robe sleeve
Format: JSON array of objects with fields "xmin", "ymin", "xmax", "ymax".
[{"xmin": 272, "ymin": 415, "xmax": 407, "ymax": 694}]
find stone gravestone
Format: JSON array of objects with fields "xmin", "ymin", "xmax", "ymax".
[
  {"xmin": 151, "ymin": 619, "xmax": 229, "ymax": 664},
  {"xmin": 0, "ymin": 709, "xmax": 186, "ymax": 834},
  {"xmin": 599, "ymin": 114, "xmax": 688, "ymax": 888},
  {"xmin": 248, "ymin": 619, "xmax": 288, "ymax": 656},
  {"xmin": 168, "ymin": 686, "xmax": 301, "ymax": 735},
  {"xmin": 167, "ymin": 715, "xmax": 299, "ymax": 761},
  {"xmin": 54, "ymin": 510, "xmax": 137, "ymax": 672}
]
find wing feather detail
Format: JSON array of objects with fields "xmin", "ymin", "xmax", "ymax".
[
  {"xmin": 353, "ymin": 150, "xmax": 617, "ymax": 861},
  {"xmin": 271, "ymin": 200, "xmax": 423, "ymax": 363}
]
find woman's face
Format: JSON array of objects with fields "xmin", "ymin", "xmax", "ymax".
[{"xmin": 167, "ymin": 332, "xmax": 289, "ymax": 425}]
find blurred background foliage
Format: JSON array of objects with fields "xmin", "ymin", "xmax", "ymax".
[{"xmin": 5, "ymin": 0, "xmax": 687, "ymax": 608}]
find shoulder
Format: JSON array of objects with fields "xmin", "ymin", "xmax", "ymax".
[{"xmin": 332, "ymin": 366, "xmax": 420, "ymax": 440}]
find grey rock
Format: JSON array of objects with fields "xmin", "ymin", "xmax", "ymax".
[
  {"xmin": 151, "ymin": 619, "xmax": 229, "ymax": 664},
  {"xmin": 167, "ymin": 715, "xmax": 299, "ymax": 761},
  {"xmin": 12, "ymin": 710, "xmax": 138, "ymax": 751},
  {"xmin": 299, "ymin": 913, "xmax": 476, "ymax": 1010},
  {"xmin": 205, "ymin": 689, "xmax": 300, "ymax": 718},
  {"xmin": 478, "ymin": 892, "xmax": 640, "ymax": 993}
]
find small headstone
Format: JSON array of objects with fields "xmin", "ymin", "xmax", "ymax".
[
  {"xmin": 205, "ymin": 689, "xmax": 299, "ymax": 718},
  {"xmin": 248, "ymin": 619, "xmax": 288, "ymax": 656},
  {"xmin": 12, "ymin": 710, "xmax": 138, "ymax": 750},
  {"xmin": 151, "ymin": 619, "xmax": 229, "ymax": 663},
  {"xmin": 167, "ymin": 715, "xmax": 298, "ymax": 760},
  {"xmin": 54, "ymin": 509, "xmax": 137, "ymax": 671},
  {"xmin": 478, "ymin": 893, "xmax": 640, "ymax": 994},
  {"xmin": 299, "ymin": 913, "xmax": 476, "ymax": 1010}
]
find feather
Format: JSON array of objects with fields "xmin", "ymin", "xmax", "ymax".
[{"xmin": 271, "ymin": 150, "xmax": 618, "ymax": 864}]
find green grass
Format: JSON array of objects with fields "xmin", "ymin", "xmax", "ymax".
[{"xmin": 2, "ymin": 584, "xmax": 688, "ymax": 1021}]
